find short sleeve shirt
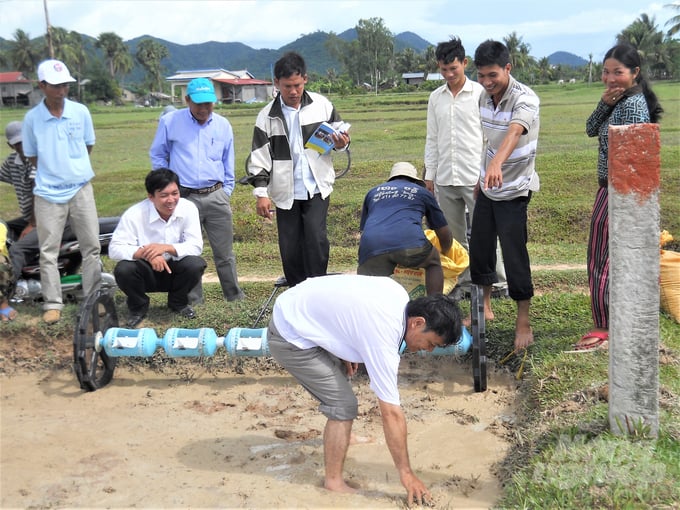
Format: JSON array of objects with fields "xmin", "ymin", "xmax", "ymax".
[{"xmin": 478, "ymin": 75, "xmax": 540, "ymax": 200}]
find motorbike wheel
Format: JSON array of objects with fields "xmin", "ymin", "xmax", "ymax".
[
  {"xmin": 471, "ymin": 284, "xmax": 487, "ymax": 392},
  {"xmin": 73, "ymin": 289, "xmax": 118, "ymax": 391},
  {"xmin": 332, "ymin": 148, "xmax": 351, "ymax": 179}
]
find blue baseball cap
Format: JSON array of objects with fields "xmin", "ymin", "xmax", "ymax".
[{"xmin": 186, "ymin": 78, "xmax": 216, "ymax": 103}]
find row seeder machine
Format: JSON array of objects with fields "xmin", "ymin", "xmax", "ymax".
[{"xmin": 73, "ymin": 286, "xmax": 488, "ymax": 392}]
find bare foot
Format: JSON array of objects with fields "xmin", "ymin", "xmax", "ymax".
[
  {"xmin": 462, "ymin": 310, "xmax": 494, "ymax": 328},
  {"xmin": 324, "ymin": 479, "xmax": 359, "ymax": 494},
  {"xmin": 514, "ymin": 325, "xmax": 534, "ymax": 351},
  {"xmin": 514, "ymin": 299, "xmax": 533, "ymax": 351}
]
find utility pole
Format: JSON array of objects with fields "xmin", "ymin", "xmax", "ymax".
[{"xmin": 44, "ymin": 0, "xmax": 54, "ymax": 58}]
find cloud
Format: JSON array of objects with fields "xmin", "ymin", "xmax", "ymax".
[{"xmin": 0, "ymin": 0, "xmax": 673, "ymax": 60}]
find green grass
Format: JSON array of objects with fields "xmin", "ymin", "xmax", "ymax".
[{"xmin": 1, "ymin": 81, "xmax": 679, "ymax": 509}]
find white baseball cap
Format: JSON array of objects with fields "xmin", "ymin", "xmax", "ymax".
[{"xmin": 37, "ymin": 59, "xmax": 76, "ymax": 85}]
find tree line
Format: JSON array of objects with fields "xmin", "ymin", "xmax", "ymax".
[
  {"xmin": 318, "ymin": 9, "xmax": 679, "ymax": 94},
  {"xmin": 0, "ymin": 29, "xmax": 168, "ymax": 102},
  {"xmin": 1, "ymin": 5, "xmax": 678, "ymax": 103}
]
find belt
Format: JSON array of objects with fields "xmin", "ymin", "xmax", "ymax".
[{"xmin": 181, "ymin": 182, "xmax": 222, "ymax": 195}]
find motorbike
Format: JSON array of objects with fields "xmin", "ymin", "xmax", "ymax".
[{"xmin": 8, "ymin": 217, "xmax": 120, "ymax": 302}]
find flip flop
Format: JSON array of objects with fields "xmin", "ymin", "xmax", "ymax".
[
  {"xmin": 1, "ymin": 306, "xmax": 18, "ymax": 323},
  {"xmin": 564, "ymin": 331, "xmax": 609, "ymax": 353}
]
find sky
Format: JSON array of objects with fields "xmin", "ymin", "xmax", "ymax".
[{"xmin": 0, "ymin": 0, "xmax": 675, "ymax": 61}]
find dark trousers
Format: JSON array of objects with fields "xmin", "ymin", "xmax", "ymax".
[
  {"xmin": 114, "ymin": 256, "xmax": 206, "ymax": 313},
  {"xmin": 275, "ymin": 193, "xmax": 330, "ymax": 286},
  {"xmin": 469, "ymin": 192, "xmax": 534, "ymax": 302},
  {"xmin": 7, "ymin": 221, "xmax": 73, "ymax": 277}
]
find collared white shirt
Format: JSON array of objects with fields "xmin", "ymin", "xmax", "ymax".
[
  {"xmin": 424, "ymin": 77, "xmax": 484, "ymax": 187},
  {"xmin": 109, "ymin": 197, "xmax": 203, "ymax": 262},
  {"xmin": 280, "ymin": 97, "xmax": 319, "ymax": 198}
]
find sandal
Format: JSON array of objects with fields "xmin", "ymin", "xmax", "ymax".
[
  {"xmin": 1, "ymin": 306, "xmax": 18, "ymax": 323},
  {"xmin": 565, "ymin": 331, "xmax": 609, "ymax": 353}
]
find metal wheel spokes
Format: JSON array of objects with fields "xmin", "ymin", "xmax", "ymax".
[
  {"xmin": 73, "ymin": 289, "xmax": 118, "ymax": 391},
  {"xmin": 471, "ymin": 284, "xmax": 487, "ymax": 392}
]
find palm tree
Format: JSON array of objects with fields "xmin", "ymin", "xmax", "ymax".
[
  {"xmin": 503, "ymin": 32, "xmax": 526, "ymax": 68},
  {"xmin": 536, "ymin": 57, "xmax": 553, "ymax": 83},
  {"xmin": 68, "ymin": 30, "xmax": 88, "ymax": 81},
  {"xmin": 664, "ymin": 2, "xmax": 680, "ymax": 36},
  {"xmin": 394, "ymin": 48, "xmax": 418, "ymax": 74},
  {"xmin": 618, "ymin": 14, "xmax": 661, "ymax": 50},
  {"xmin": 135, "ymin": 38, "xmax": 169, "ymax": 92},
  {"xmin": 502, "ymin": 32, "xmax": 537, "ymax": 82},
  {"xmin": 423, "ymin": 45, "xmax": 437, "ymax": 73},
  {"xmin": 96, "ymin": 32, "xmax": 132, "ymax": 79},
  {"xmin": 51, "ymin": 27, "xmax": 84, "ymax": 72},
  {"xmin": 9, "ymin": 29, "xmax": 40, "ymax": 76},
  {"xmin": 618, "ymin": 14, "xmax": 669, "ymax": 78}
]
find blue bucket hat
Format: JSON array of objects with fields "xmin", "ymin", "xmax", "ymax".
[{"xmin": 186, "ymin": 78, "xmax": 216, "ymax": 103}]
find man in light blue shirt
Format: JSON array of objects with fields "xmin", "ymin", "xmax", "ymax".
[
  {"xmin": 21, "ymin": 59, "xmax": 101, "ymax": 324},
  {"xmin": 150, "ymin": 78, "xmax": 243, "ymax": 302}
]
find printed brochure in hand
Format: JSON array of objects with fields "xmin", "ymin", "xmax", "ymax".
[{"xmin": 305, "ymin": 121, "xmax": 351, "ymax": 154}]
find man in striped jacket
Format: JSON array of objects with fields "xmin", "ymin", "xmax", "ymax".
[{"xmin": 247, "ymin": 52, "xmax": 350, "ymax": 286}]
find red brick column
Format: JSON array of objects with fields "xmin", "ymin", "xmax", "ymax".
[{"xmin": 608, "ymin": 123, "xmax": 660, "ymax": 437}]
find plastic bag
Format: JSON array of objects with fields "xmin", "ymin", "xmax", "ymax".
[
  {"xmin": 660, "ymin": 230, "xmax": 680, "ymax": 323},
  {"xmin": 391, "ymin": 229, "xmax": 470, "ymax": 298}
]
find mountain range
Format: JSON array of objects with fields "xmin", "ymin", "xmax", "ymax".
[{"xmin": 1, "ymin": 29, "xmax": 588, "ymax": 85}]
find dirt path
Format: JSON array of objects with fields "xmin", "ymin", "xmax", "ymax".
[{"xmin": 1, "ymin": 355, "xmax": 518, "ymax": 509}]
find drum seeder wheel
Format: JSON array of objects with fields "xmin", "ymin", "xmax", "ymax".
[
  {"xmin": 73, "ymin": 289, "xmax": 118, "ymax": 391},
  {"xmin": 471, "ymin": 284, "xmax": 487, "ymax": 392}
]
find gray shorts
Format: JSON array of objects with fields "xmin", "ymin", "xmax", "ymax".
[
  {"xmin": 357, "ymin": 242, "xmax": 433, "ymax": 277},
  {"xmin": 267, "ymin": 319, "xmax": 358, "ymax": 421}
]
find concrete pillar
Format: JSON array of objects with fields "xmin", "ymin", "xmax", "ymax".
[{"xmin": 608, "ymin": 123, "xmax": 661, "ymax": 437}]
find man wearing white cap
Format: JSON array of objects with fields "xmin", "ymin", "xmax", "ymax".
[
  {"xmin": 357, "ymin": 162, "xmax": 453, "ymax": 295},
  {"xmin": 150, "ymin": 77, "xmax": 244, "ymax": 304},
  {"xmin": 21, "ymin": 59, "xmax": 101, "ymax": 324}
]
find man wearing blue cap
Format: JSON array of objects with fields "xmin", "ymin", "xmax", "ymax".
[{"xmin": 150, "ymin": 77, "xmax": 244, "ymax": 304}]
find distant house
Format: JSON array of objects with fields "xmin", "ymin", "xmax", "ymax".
[
  {"xmin": 0, "ymin": 71, "xmax": 35, "ymax": 107},
  {"xmin": 401, "ymin": 72, "xmax": 444, "ymax": 85},
  {"xmin": 402, "ymin": 72, "xmax": 425, "ymax": 85},
  {"xmin": 166, "ymin": 69, "xmax": 273, "ymax": 104}
]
